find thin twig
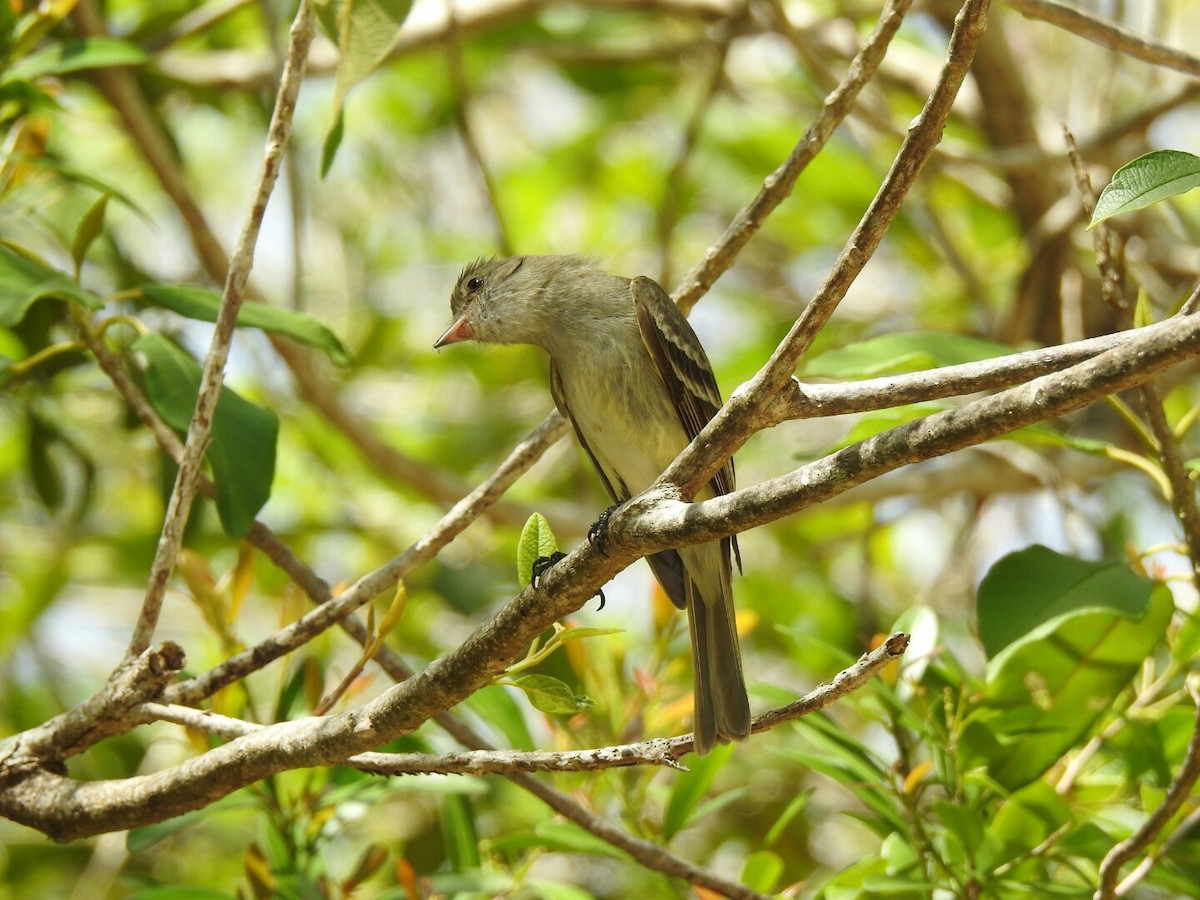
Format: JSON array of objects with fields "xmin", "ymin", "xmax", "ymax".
[
  {"xmin": 1003, "ymin": 0, "xmax": 1200, "ymax": 77},
  {"xmin": 664, "ymin": 0, "xmax": 990, "ymax": 498},
  {"xmin": 163, "ymin": 411, "xmax": 570, "ymax": 706},
  {"xmin": 656, "ymin": 27, "xmax": 735, "ymax": 287},
  {"xmin": 1116, "ymin": 805, "xmax": 1200, "ymax": 896},
  {"xmin": 672, "ymin": 0, "xmax": 915, "ymax": 314},
  {"xmin": 767, "ymin": 317, "xmax": 1190, "ymax": 421},
  {"xmin": 126, "ymin": 2, "xmax": 315, "ymax": 657},
  {"xmin": 1096, "ymin": 684, "xmax": 1200, "ymax": 898},
  {"xmin": 446, "ymin": 0, "xmax": 513, "ymax": 255}
]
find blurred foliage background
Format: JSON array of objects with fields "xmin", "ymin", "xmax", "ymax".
[{"xmin": 3, "ymin": 0, "xmax": 1200, "ymax": 897}]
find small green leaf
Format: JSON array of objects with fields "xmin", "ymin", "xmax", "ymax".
[
  {"xmin": 1091, "ymin": 149, "xmax": 1200, "ymax": 227},
  {"xmin": 799, "ymin": 331, "xmax": 1012, "ymax": 378},
  {"xmin": 980, "ymin": 780, "xmax": 1071, "ymax": 872},
  {"xmin": 662, "ymin": 743, "xmax": 733, "ymax": 840},
  {"xmin": 517, "ymin": 512, "xmax": 558, "ymax": 588},
  {"xmin": 511, "ymin": 674, "xmax": 587, "ymax": 714},
  {"xmin": 320, "ymin": 104, "xmax": 345, "ymax": 177},
  {"xmin": 25, "ymin": 410, "xmax": 94, "ymax": 518},
  {"xmin": 467, "ymin": 686, "xmax": 535, "ymax": 751},
  {"xmin": 139, "ymin": 284, "xmax": 352, "ymax": 365},
  {"xmin": 440, "ymin": 794, "xmax": 480, "ymax": 871},
  {"xmin": 71, "ymin": 193, "xmax": 109, "ymax": 277},
  {"xmin": 1007, "ymin": 423, "xmax": 1110, "ymax": 455},
  {"xmin": 532, "ymin": 820, "xmax": 631, "ymax": 860},
  {"xmin": 764, "ymin": 789, "xmax": 812, "ymax": 846},
  {"xmin": 741, "ymin": 850, "xmax": 784, "ymax": 893},
  {"xmin": 5, "ymin": 37, "xmax": 149, "ymax": 83},
  {"xmin": 1133, "ymin": 288, "xmax": 1153, "ymax": 329},
  {"xmin": 0, "ymin": 241, "xmax": 103, "ymax": 325},
  {"xmin": 133, "ymin": 334, "xmax": 278, "ymax": 538},
  {"xmin": 555, "ymin": 626, "xmax": 623, "ymax": 642},
  {"xmin": 977, "ymin": 545, "xmax": 1155, "ymax": 659},
  {"xmin": 27, "ymin": 413, "xmax": 64, "ymax": 511}
]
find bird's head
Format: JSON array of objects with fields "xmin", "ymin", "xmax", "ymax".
[{"xmin": 435, "ymin": 255, "xmax": 604, "ymax": 351}]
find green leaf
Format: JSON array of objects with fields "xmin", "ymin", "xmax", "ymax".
[
  {"xmin": 963, "ymin": 580, "xmax": 1172, "ymax": 791},
  {"xmin": 741, "ymin": 850, "xmax": 784, "ymax": 893},
  {"xmin": 979, "ymin": 780, "xmax": 1071, "ymax": 872},
  {"xmin": 124, "ymin": 887, "xmax": 234, "ymax": 900},
  {"xmin": 977, "ymin": 545, "xmax": 1155, "ymax": 659},
  {"xmin": 5, "ymin": 37, "xmax": 149, "ymax": 83},
  {"xmin": 1006, "ymin": 423, "xmax": 1110, "ymax": 455},
  {"xmin": 532, "ymin": 820, "xmax": 630, "ymax": 860},
  {"xmin": 517, "ymin": 512, "xmax": 559, "ymax": 588},
  {"xmin": 314, "ymin": 0, "xmax": 414, "ymax": 172},
  {"xmin": 133, "ymin": 334, "xmax": 278, "ymax": 538},
  {"xmin": 440, "ymin": 794, "xmax": 480, "ymax": 871},
  {"xmin": 662, "ymin": 743, "xmax": 733, "ymax": 840},
  {"xmin": 467, "ymin": 686, "xmax": 535, "ymax": 750},
  {"xmin": 0, "ymin": 242, "xmax": 103, "ymax": 325},
  {"xmin": 71, "ymin": 192, "xmax": 109, "ymax": 277},
  {"xmin": 1091, "ymin": 149, "xmax": 1200, "ymax": 227},
  {"xmin": 320, "ymin": 104, "xmax": 346, "ymax": 177},
  {"xmin": 555, "ymin": 626, "xmax": 623, "ymax": 642},
  {"xmin": 511, "ymin": 674, "xmax": 590, "ymax": 714},
  {"xmin": 139, "ymin": 284, "xmax": 352, "ymax": 366},
  {"xmin": 835, "ymin": 402, "xmax": 944, "ymax": 448},
  {"xmin": 526, "ymin": 881, "xmax": 594, "ymax": 900},
  {"xmin": 26, "ymin": 410, "xmax": 94, "ymax": 518},
  {"xmin": 764, "ymin": 789, "xmax": 812, "ymax": 846},
  {"xmin": 799, "ymin": 331, "xmax": 1012, "ymax": 378}
]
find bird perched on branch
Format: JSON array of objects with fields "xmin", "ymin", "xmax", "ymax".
[{"xmin": 435, "ymin": 254, "xmax": 749, "ymax": 755}]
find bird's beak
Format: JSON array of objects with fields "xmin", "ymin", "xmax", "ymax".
[{"xmin": 434, "ymin": 312, "xmax": 473, "ymax": 349}]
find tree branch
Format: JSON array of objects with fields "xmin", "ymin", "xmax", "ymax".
[
  {"xmin": 665, "ymin": 0, "xmax": 991, "ymax": 498},
  {"xmin": 616, "ymin": 311, "xmax": 1200, "ymax": 551},
  {"xmin": 1003, "ymin": 0, "xmax": 1200, "ymax": 77},
  {"xmin": 1096, "ymin": 682, "xmax": 1200, "ymax": 899},
  {"xmin": 672, "ymin": 0, "xmax": 915, "ymax": 314},
  {"xmin": 126, "ymin": 1, "xmax": 315, "ymax": 657}
]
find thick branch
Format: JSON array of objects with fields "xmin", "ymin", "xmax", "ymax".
[
  {"xmin": 768, "ymin": 316, "xmax": 1197, "ymax": 420},
  {"xmin": 622, "ymin": 311, "xmax": 1200, "ymax": 550}
]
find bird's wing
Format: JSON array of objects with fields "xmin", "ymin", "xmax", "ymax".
[
  {"xmin": 630, "ymin": 276, "xmax": 736, "ymax": 499},
  {"xmin": 632, "ymin": 276, "xmax": 741, "ymax": 572}
]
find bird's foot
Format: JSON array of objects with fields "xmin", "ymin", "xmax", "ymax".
[
  {"xmin": 531, "ymin": 551, "xmax": 606, "ymax": 610},
  {"xmin": 587, "ymin": 503, "xmax": 622, "ymax": 555},
  {"xmin": 530, "ymin": 552, "xmax": 566, "ymax": 588}
]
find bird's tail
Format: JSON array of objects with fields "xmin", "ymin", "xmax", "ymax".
[{"xmin": 682, "ymin": 539, "xmax": 750, "ymax": 756}]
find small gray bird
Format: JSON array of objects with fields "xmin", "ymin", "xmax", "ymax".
[{"xmin": 434, "ymin": 255, "xmax": 750, "ymax": 755}]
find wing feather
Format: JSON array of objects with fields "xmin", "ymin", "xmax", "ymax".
[{"xmin": 631, "ymin": 276, "xmax": 741, "ymax": 571}]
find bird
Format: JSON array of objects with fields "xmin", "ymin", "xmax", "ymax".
[{"xmin": 434, "ymin": 254, "xmax": 749, "ymax": 755}]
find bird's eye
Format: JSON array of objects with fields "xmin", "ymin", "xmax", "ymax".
[{"xmin": 466, "ymin": 276, "xmax": 484, "ymax": 293}]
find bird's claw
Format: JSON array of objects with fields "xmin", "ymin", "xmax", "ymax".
[
  {"xmin": 530, "ymin": 551, "xmax": 607, "ymax": 611},
  {"xmin": 531, "ymin": 552, "xmax": 566, "ymax": 588},
  {"xmin": 587, "ymin": 503, "xmax": 621, "ymax": 555}
]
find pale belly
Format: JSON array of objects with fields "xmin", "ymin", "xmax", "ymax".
[{"xmin": 558, "ymin": 363, "xmax": 688, "ymax": 500}]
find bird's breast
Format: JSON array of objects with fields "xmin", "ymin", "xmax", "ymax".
[{"xmin": 555, "ymin": 348, "xmax": 688, "ymax": 499}]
